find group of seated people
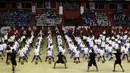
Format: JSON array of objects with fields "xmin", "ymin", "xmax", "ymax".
[
  {"xmin": 81, "ymin": 11, "xmax": 96, "ymax": 26},
  {"xmin": 82, "ymin": 10, "xmax": 130, "ymax": 26},
  {"xmin": 113, "ymin": 12, "xmax": 130, "ymax": 26},
  {"xmin": 0, "ymin": 10, "xmax": 32, "ymax": 26},
  {"xmin": 35, "ymin": 10, "xmax": 62, "ymax": 26},
  {"xmin": 95, "ymin": 12, "xmax": 110, "ymax": 26},
  {"xmin": 82, "ymin": 11, "xmax": 111, "ymax": 26}
]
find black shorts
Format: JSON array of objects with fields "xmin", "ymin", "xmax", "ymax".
[
  {"xmin": 88, "ymin": 60, "xmax": 97, "ymax": 66},
  {"xmin": 56, "ymin": 60, "xmax": 65, "ymax": 64},
  {"xmin": 11, "ymin": 60, "xmax": 17, "ymax": 65},
  {"xmin": 115, "ymin": 60, "xmax": 121, "ymax": 64}
]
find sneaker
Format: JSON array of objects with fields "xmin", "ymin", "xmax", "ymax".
[
  {"xmin": 122, "ymin": 70, "xmax": 125, "ymax": 72},
  {"xmin": 113, "ymin": 70, "xmax": 115, "ymax": 72}
]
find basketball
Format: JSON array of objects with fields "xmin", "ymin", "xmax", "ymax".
[
  {"xmin": 128, "ymin": 60, "xmax": 130, "ymax": 63},
  {"xmin": 102, "ymin": 61, "xmax": 105, "ymax": 63},
  {"xmin": 7, "ymin": 61, "xmax": 10, "ymax": 65},
  {"xmin": 49, "ymin": 58, "xmax": 52, "ymax": 64},
  {"xmin": 76, "ymin": 61, "xmax": 78, "ymax": 64},
  {"xmin": 36, "ymin": 57, "xmax": 38, "ymax": 60},
  {"xmin": 35, "ymin": 61, "xmax": 38, "ymax": 64},
  {"xmin": 21, "ymin": 61, "xmax": 24, "ymax": 65}
]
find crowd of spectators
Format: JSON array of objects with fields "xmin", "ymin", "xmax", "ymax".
[
  {"xmin": 35, "ymin": 10, "xmax": 62, "ymax": 26},
  {"xmin": 81, "ymin": 11, "xmax": 96, "ymax": 26},
  {"xmin": 95, "ymin": 12, "xmax": 110, "ymax": 26},
  {"xmin": 0, "ymin": 10, "xmax": 32, "ymax": 26},
  {"xmin": 113, "ymin": 12, "xmax": 130, "ymax": 26}
]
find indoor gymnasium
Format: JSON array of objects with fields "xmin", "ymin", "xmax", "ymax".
[{"xmin": 0, "ymin": 0, "xmax": 130, "ymax": 73}]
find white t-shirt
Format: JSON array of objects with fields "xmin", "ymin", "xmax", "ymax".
[
  {"xmin": 93, "ymin": 45, "xmax": 98, "ymax": 51},
  {"xmin": 89, "ymin": 41, "xmax": 94, "ymax": 47},
  {"xmin": 47, "ymin": 50, "xmax": 52, "ymax": 56},
  {"xmin": 58, "ymin": 46, "xmax": 63, "ymax": 52},
  {"xmin": 4, "ymin": 34, "xmax": 8, "ymax": 40},
  {"xmin": 97, "ymin": 39, "xmax": 101, "ymax": 45},
  {"xmin": 10, "ymin": 47, "xmax": 14, "ymax": 50},
  {"xmin": 61, "ymin": 49, "xmax": 66, "ymax": 55},
  {"xmin": 26, "ymin": 39, "xmax": 30, "ymax": 45},
  {"xmin": 69, "ymin": 43, "xmax": 74, "ymax": 50},
  {"xmin": 25, "ymin": 44, "xmax": 29, "ymax": 48},
  {"xmin": 114, "ymin": 44, "xmax": 119, "ymax": 49},
  {"xmin": 58, "ymin": 39, "xmax": 62, "ymax": 45},
  {"xmin": 34, "ymin": 49, "xmax": 40, "ymax": 55},
  {"xmin": 99, "ymin": 49, "xmax": 104, "ymax": 56},
  {"xmin": 37, "ymin": 45, "xmax": 41, "ymax": 50},
  {"xmin": 105, "ymin": 44, "xmax": 109, "ymax": 51},
  {"xmin": 75, "ymin": 50, "xmax": 80, "ymax": 57},
  {"xmin": 125, "ymin": 43, "xmax": 130, "ymax": 49},
  {"xmin": 59, "ymin": 46, "xmax": 66, "ymax": 54},
  {"xmin": 23, "ymin": 47, "xmax": 28, "ymax": 54},
  {"xmin": 106, "ymin": 37, "xmax": 110, "ymax": 42},
  {"xmin": 80, "ymin": 43, "xmax": 85, "ymax": 48},
  {"xmin": 121, "ymin": 46, "xmax": 125, "ymax": 53},
  {"xmin": 13, "ymin": 44, "xmax": 17, "ymax": 51},
  {"xmin": 2, "ymin": 43, "xmax": 7, "ymax": 49},
  {"xmin": 0, "ymin": 44, "xmax": 4, "ymax": 51},
  {"xmin": 15, "ymin": 41, "xmax": 19, "ymax": 48},
  {"xmin": 102, "ymin": 36, "xmax": 105, "ymax": 41},
  {"xmin": 38, "ymin": 36, "xmax": 43, "ymax": 41},
  {"xmin": 19, "ymin": 49, "xmax": 24, "ymax": 57},
  {"xmin": 77, "ymin": 39, "xmax": 82, "ymax": 45},
  {"xmin": 108, "ymin": 40, "xmax": 112, "ymax": 44},
  {"xmin": 73, "ymin": 46, "xmax": 77, "ymax": 53},
  {"xmin": 57, "ymin": 35, "xmax": 61, "ymax": 39},
  {"xmin": 101, "ymin": 41, "xmax": 106, "ymax": 47},
  {"xmin": 108, "ymin": 46, "xmax": 113, "ymax": 52},
  {"xmin": 49, "ymin": 45, "xmax": 54, "ymax": 51},
  {"xmin": 124, "ymin": 49, "xmax": 128, "ymax": 54},
  {"xmin": 84, "ymin": 47, "xmax": 88, "ymax": 54},
  {"xmin": 21, "ymin": 36, "xmax": 25, "ymax": 42},
  {"xmin": 10, "ymin": 35, "xmax": 15, "ymax": 41},
  {"xmin": 111, "ymin": 41, "xmax": 115, "ymax": 48}
]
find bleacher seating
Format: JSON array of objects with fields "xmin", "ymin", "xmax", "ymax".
[
  {"xmin": 81, "ymin": 11, "xmax": 96, "ymax": 26},
  {"xmin": 81, "ymin": 11, "xmax": 111, "ymax": 26},
  {"xmin": 35, "ymin": 10, "xmax": 62, "ymax": 26},
  {"xmin": 0, "ymin": 10, "xmax": 32, "ymax": 26},
  {"xmin": 95, "ymin": 12, "xmax": 110, "ymax": 26},
  {"xmin": 113, "ymin": 12, "xmax": 130, "ymax": 26}
]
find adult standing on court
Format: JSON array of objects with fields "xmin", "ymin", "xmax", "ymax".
[
  {"xmin": 6, "ymin": 43, "xmax": 12, "ymax": 64},
  {"xmin": 11, "ymin": 49, "xmax": 17, "ymax": 72},
  {"xmin": 53, "ymin": 52, "xmax": 67, "ymax": 68},
  {"xmin": 113, "ymin": 50, "xmax": 124, "ymax": 72},
  {"xmin": 87, "ymin": 48, "xmax": 98, "ymax": 72}
]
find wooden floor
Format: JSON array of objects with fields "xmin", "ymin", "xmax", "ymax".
[{"xmin": 0, "ymin": 35, "xmax": 130, "ymax": 73}]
